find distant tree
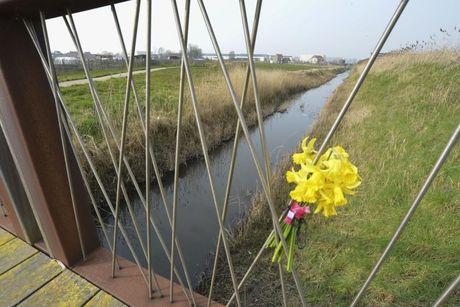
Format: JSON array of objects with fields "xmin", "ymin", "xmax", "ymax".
[
  {"xmin": 188, "ymin": 44, "xmax": 203, "ymax": 59},
  {"xmin": 157, "ymin": 47, "xmax": 165, "ymax": 59},
  {"xmin": 164, "ymin": 49, "xmax": 173, "ymax": 57},
  {"xmin": 229, "ymin": 50, "xmax": 235, "ymax": 60}
]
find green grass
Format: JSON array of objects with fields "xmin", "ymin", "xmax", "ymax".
[
  {"xmin": 57, "ymin": 62, "xmax": 178, "ymax": 82},
  {"xmin": 202, "ymin": 50, "xmax": 460, "ymax": 306},
  {"xmin": 57, "ymin": 61, "xmax": 328, "ymax": 82},
  {"xmin": 61, "ymin": 62, "xmax": 343, "ymax": 191},
  {"xmin": 60, "ymin": 64, "xmax": 218, "ymax": 138},
  {"xmin": 58, "ymin": 66, "xmax": 143, "ymax": 82}
]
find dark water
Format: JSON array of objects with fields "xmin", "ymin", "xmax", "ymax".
[{"xmin": 100, "ymin": 71, "xmax": 349, "ymax": 287}]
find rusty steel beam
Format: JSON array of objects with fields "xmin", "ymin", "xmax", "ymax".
[
  {"xmin": 0, "ymin": 0, "xmax": 129, "ymax": 19},
  {"xmin": 0, "ymin": 125, "xmax": 41, "ymax": 244},
  {"xmin": 0, "ymin": 175, "xmax": 25, "ymax": 238},
  {"xmin": 0, "ymin": 16, "xmax": 98, "ymax": 265},
  {"xmin": 73, "ymin": 248, "xmax": 221, "ymax": 307}
]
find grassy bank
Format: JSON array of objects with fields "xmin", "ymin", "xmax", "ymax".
[
  {"xmin": 62, "ymin": 62, "xmax": 344, "ymax": 189},
  {"xmin": 201, "ymin": 50, "xmax": 459, "ymax": 305}
]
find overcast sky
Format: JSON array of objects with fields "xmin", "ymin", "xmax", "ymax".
[{"xmin": 46, "ymin": 0, "xmax": 460, "ymax": 59}]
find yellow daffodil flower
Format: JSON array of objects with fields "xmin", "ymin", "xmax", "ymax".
[
  {"xmin": 286, "ymin": 137, "xmax": 361, "ymax": 217},
  {"xmin": 292, "ymin": 137, "xmax": 317, "ymax": 165}
]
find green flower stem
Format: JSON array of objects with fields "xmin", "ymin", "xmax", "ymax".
[
  {"xmin": 272, "ymin": 224, "xmax": 292, "ymax": 263},
  {"xmin": 287, "ymin": 224, "xmax": 298, "ymax": 272}
]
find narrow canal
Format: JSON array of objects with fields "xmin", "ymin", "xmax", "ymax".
[{"xmin": 101, "ymin": 71, "xmax": 349, "ymax": 287}]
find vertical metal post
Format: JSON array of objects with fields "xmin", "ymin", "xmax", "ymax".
[
  {"xmin": 170, "ymin": 0, "xmax": 242, "ymax": 305},
  {"xmin": 145, "ymin": 0, "xmax": 153, "ymax": 298},
  {"xmin": 111, "ymin": 0, "xmax": 141, "ymax": 278},
  {"xmin": 170, "ymin": 0, "xmax": 190, "ymax": 302},
  {"xmin": 239, "ymin": 1, "xmax": 287, "ymax": 305}
]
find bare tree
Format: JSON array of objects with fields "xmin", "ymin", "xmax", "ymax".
[{"xmin": 188, "ymin": 44, "xmax": 203, "ymax": 59}]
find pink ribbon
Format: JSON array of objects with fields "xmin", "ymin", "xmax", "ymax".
[{"xmin": 284, "ymin": 201, "xmax": 311, "ymax": 224}]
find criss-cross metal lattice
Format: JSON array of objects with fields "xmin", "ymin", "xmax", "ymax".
[{"xmin": 23, "ymin": 0, "xmax": 460, "ymax": 305}]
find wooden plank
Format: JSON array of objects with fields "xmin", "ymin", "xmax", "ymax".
[
  {"xmin": 0, "ymin": 253, "xmax": 63, "ymax": 306},
  {"xmin": 0, "ymin": 238, "xmax": 37, "ymax": 274},
  {"xmin": 0, "ymin": 228, "xmax": 14, "ymax": 246},
  {"xmin": 18, "ymin": 269, "xmax": 99, "ymax": 306},
  {"xmin": 85, "ymin": 291, "xmax": 126, "ymax": 307}
]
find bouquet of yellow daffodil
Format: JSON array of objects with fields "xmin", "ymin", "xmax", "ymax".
[{"xmin": 265, "ymin": 137, "xmax": 361, "ymax": 272}]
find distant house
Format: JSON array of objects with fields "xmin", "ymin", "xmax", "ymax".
[
  {"xmin": 327, "ymin": 57, "xmax": 346, "ymax": 65},
  {"xmin": 253, "ymin": 54, "xmax": 269, "ymax": 62},
  {"xmin": 202, "ymin": 53, "xmax": 269, "ymax": 62},
  {"xmin": 283, "ymin": 55, "xmax": 293, "ymax": 63},
  {"xmin": 54, "ymin": 56, "xmax": 79, "ymax": 64},
  {"xmin": 135, "ymin": 52, "xmax": 160, "ymax": 60},
  {"xmin": 269, "ymin": 54, "xmax": 283, "ymax": 64},
  {"xmin": 202, "ymin": 53, "xmax": 220, "ymax": 60},
  {"xmin": 95, "ymin": 53, "xmax": 113, "ymax": 61},
  {"xmin": 113, "ymin": 54, "xmax": 125, "ymax": 61},
  {"xmin": 134, "ymin": 54, "xmax": 146, "ymax": 60},
  {"xmin": 299, "ymin": 54, "xmax": 326, "ymax": 64}
]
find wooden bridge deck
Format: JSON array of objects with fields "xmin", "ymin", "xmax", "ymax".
[{"xmin": 0, "ymin": 227, "xmax": 126, "ymax": 306}]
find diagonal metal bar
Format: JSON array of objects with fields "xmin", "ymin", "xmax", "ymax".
[
  {"xmin": 145, "ymin": 0, "xmax": 153, "ymax": 298},
  {"xmin": 195, "ymin": 0, "xmax": 306, "ymax": 305},
  {"xmin": 23, "ymin": 18, "xmax": 119, "ymax": 269},
  {"xmin": 227, "ymin": 0, "xmax": 410, "ymax": 303},
  {"xmin": 39, "ymin": 12, "xmax": 87, "ymax": 260},
  {"xmin": 351, "ymin": 123, "xmax": 459, "ymax": 306},
  {"xmin": 61, "ymin": 96, "xmax": 151, "ymax": 284},
  {"xmin": 169, "ymin": 0, "xmax": 242, "ymax": 305},
  {"xmin": 314, "ymin": 0, "xmax": 409, "ymax": 163},
  {"xmin": 111, "ymin": 4, "xmax": 196, "ymax": 304},
  {"xmin": 433, "ymin": 274, "xmax": 460, "ymax": 307},
  {"xmin": 207, "ymin": 0, "xmax": 286, "ymax": 306},
  {"xmin": 226, "ymin": 207, "xmax": 288, "ymax": 306},
  {"xmin": 24, "ymin": 19, "xmax": 150, "ymax": 283},
  {"xmin": 63, "ymin": 10, "xmax": 150, "ymax": 266},
  {"xmin": 239, "ymin": 1, "xmax": 288, "ymax": 305},
  {"xmin": 62, "ymin": 9, "xmax": 165, "ymax": 295},
  {"xmin": 170, "ymin": 0, "xmax": 191, "ymax": 303},
  {"xmin": 109, "ymin": 0, "xmax": 146, "ymax": 282},
  {"xmin": 206, "ymin": 1, "xmax": 276, "ymax": 305},
  {"xmin": 62, "ymin": 13, "xmax": 149, "ymax": 259},
  {"xmin": 60, "ymin": 111, "xmax": 113, "ymax": 257},
  {"xmin": 62, "ymin": 10, "xmax": 191, "ymax": 302}
]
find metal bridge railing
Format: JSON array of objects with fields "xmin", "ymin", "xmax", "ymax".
[{"xmin": 12, "ymin": 0, "xmax": 459, "ymax": 305}]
